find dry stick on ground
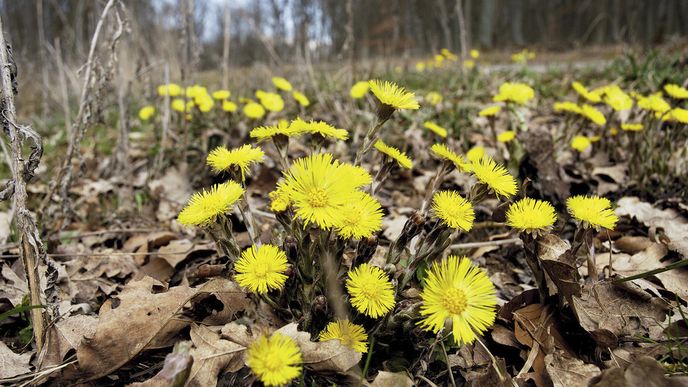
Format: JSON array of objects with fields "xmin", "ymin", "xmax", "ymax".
[{"xmin": 0, "ymin": 16, "xmax": 48, "ymax": 351}]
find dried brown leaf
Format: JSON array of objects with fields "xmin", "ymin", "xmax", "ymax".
[
  {"xmin": 277, "ymin": 323, "xmax": 362, "ymax": 372},
  {"xmin": 186, "ymin": 324, "xmax": 245, "ymax": 387},
  {"xmin": 0, "ymin": 341, "xmax": 32, "ymax": 379},
  {"xmin": 544, "ymin": 350, "xmax": 600, "ymax": 387}
]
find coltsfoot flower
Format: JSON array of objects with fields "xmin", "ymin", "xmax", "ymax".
[
  {"xmin": 350, "ymin": 81, "xmax": 370, "ymax": 99},
  {"xmin": 335, "ymin": 191, "xmax": 383, "ymax": 240},
  {"xmin": 292, "ymin": 91, "xmax": 310, "ymax": 107},
  {"xmin": 432, "ymin": 191, "xmax": 474, "ymax": 232},
  {"xmin": 235, "ymin": 244, "xmax": 289, "ymax": 294},
  {"xmin": 272, "ymin": 76, "xmax": 293, "ymax": 92},
  {"xmin": 243, "ymin": 101, "xmax": 266, "ymax": 119},
  {"xmin": 346, "ymin": 263, "xmax": 395, "ymax": 318},
  {"xmin": 566, "ymin": 195, "xmax": 618, "ymax": 230},
  {"xmin": 497, "ymin": 131, "xmax": 516, "ymax": 143},
  {"xmin": 247, "ymin": 332, "xmax": 302, "ymax": 387},
  {"xmin": 319, "ymin": 320, "xmax": 368, "ymax": 353},
  {"xmin": 138, "ymin": 106, "xmax": 155, "ymax": 121},
  {"xmin": 506, "ymin": 197, "xmax": 557, "ymax": 234},
  {"xmin": 212, "ymin": 89, "xmax": 231, "ymax": 100},
  {"xmin": 177, "ymin": 181, "xmax": 244, "ymax": 227},
  {"xmin": 570, "ymin": 136, "xmax": 592, "ymax": 152},
  {"xmin": 207, "ymin": 144, "xmax": 265, "ymax": 181},
  {"xmin": 478, "ymin": 105, "xmax": 501, "ymax": 117},
  {"xmin": 431, "ymin": 143, "xmax": 471, "ymax": 172},
  {"xmin": 368, "ymin": 80, "xmax": 420, "ymax": 117},
  {"xmin": 470, "ymin": 156, "xmax": 517, "ymax": 198},
  {"xmin": 374, "ymin": 140, "xmax": 413, "ymax": 169},
  {"xmin": 423, "ymin": 121, "xmax": 448, "ymax": 138},
  {"xmin": 289, "ymin": 118, "xmax": 348, "ymax": 140},
  {"xmin": 466, "ymin": 146, "xmax": 485, "ymax": 164},
  {"xmin": 553, "ymin": 101, "xmax": 581, "ymax": 114},
  {"xmin": 493, "ymin": 82, "xmax": 535, "ymax": 105}
]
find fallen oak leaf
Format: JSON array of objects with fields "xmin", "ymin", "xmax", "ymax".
[
  {"xmin": 186, "ymin": 324, "xmax": 245, "ymax": 387},
  {"xmin": 277, "ymin": 323, "xmax": 362, "ymax": 373},
  {"xmin": 545, "ymin": 350, "xmax": 600, "ymax": 387},
  {"xmin": 129, "ymin": 341, "xmax": 193, "ymax": 387},
  {"xmin": 39, "ymin": 314, "xmax": 98, "ymax": 368},
  {"xmin": 0, "ymin": 341, "xmax": 32, "ymax": 379}
]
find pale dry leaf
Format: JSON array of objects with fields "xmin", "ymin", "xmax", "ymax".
[
  {"xmin": 0, "ymin": 341, "xmax": 32, "ymax": 379},
  {"xmin": 370, "ymin": 370, "xmax": 414, "ymax": 387},
  {"xmin": 591, "ymin": 356, "xmax": 687, "ymax": 387},
  {"xmin": 129, "ymin": 341, "xmax": 193, "ymax": 387},
  {"xmin": 613, "ymin": 236, "xmax": 654, "ymax": 255},
  {"xmin": 148, "ymin": 166, "xmax": 192, "ymax": 222},
  {"xmin": 536, "ymin": 234, "xmax": 580, "ymax": 299},
  {"xmin": 382, "ymin": 214, "xmax": 408, "ymax": 241},
  {"xmin": 0, "ymin": 264, "xmax": 28, "ymax": 307},
  {"xmin": 277, "ymin": 323, "xmax": 362, "ymax": 372},
  {"xmin": 186, "ymin": 324, "xmax": 246, "ymax": 387},
  {"xmin": 0, "ymin": 211, "xmax": 11, "ymax": 242},
  {"xmin": 545, "ymin": 350, "xmax": 600, "ymax": 387},
  {"xmin": 40, "ymin": 314, "xmax": 98, "ymax": 368}
]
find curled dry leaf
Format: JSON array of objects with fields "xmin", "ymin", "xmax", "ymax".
[
  {"xmin": 590, "ymin": 356, "xmax": 687, "ymax": 387},
  {"xmin": 0, "ymin": 341, "xmax": 32, "ymax": 379},
  {"xmin": 40, "ymin": 314, "xmax": 98, "ymax": 368},
  {"xmin": 545, "ymin": 350, "xmax": 600, "ymax": 387},
  {"xmin": 277, "ymin": 323, "xmax": 362, "ymax": 373},
  {"xmin": 369, "ymin": 370, "xmax": 414, "ymax": 387},
  {"xmin": 536, "ymin": 233, "xmax": 580, "ymax": 299},
  {"xmin": 186, "ymin": 324, "xmax": 245, "ymax": 387}
]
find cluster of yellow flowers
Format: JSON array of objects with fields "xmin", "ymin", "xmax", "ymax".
[{"xmin": 415, "ymin": 48, "xmax": 480, "ymax": 72}]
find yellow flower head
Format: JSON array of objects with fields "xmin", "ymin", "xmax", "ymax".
[
  {"xmin": 243, "ymin": 102, "xmax": 266, "ymax": 119},
  {"xmin": 669, "ymin": 108, "xmax": 688, "ymax": 123},
  {"xmin": 415, "ymin": 62, "xmax": 426, "ymax": 72},
  {"xmin": 207, "ymin": 144, "xmax": 265, "ymax": 181},
  {"xmin": 171, "ymin": 98, "xmax": 187, "ymax": 112},
  {"xmin": 570, "ymin": 136, "xmax": 591, "ymax": 152},
  {"xmin": 269, "ymin": 186, "xmax": 291, "ymax": 213},
  {"xmin": 425, "ymin": 91, "xmax": 443, "ymax": 105},
  {"xmin": 279, "ymin": 154, "xmax": 360, "ymax": 229},
  {"xmin": 610, "ymin": 127, "xmax": 619, "ymax": 136},
  {"xmin": 221, "ymin": 100, "xmax": 237, "ymax": 112},
  {"xmin": 335, "ymin": 191, "xmax": 383, "ymax": 240},
  {"xmin": 470, "ymin": 49, "xmax": 480, "ymax": 59},
  {"xmin": 493, "ymin": 82, "xmax": 535, "ymax": 105},
  {"xmin": 471, "ymin": 156, "xmax": 518, "ymax": 198},
  {"xmin": 350, "ymin": 81, "xmax": 370, "ymax": 99},
  {"xmin": 138, "ymin": 105, "xmax": 155, "ymax": 121},
  {"xmin": 195, "ymin": 95, "xmax": 214, "ymax": 113},
  {"xmin": 374, "ymin": 140, "xmax": 413, "ymax": 169},
  {"xmin": 185, "ymin": 85, "xmax": 207, "ymax": 99},
  {"xmin": 479, "ymin": 105, "xmax": 502, "ymax": 117},
  {"xmin": 572, "ymin": 82, "xmax": 602, "ymax": 103},
  {"xmin": 463, "ymin": 59, "xmax": 476, "ymax": 70},
  {"xmin": 235, "ymin": 244, "xmax": 289, "ymax": 294},
  {"xmin": 431, "ymin": 143, "xmax": 471, "ymax": 172},
  {"xmin": 466, "ymin": 146, "xmax": 485, "ymax": 164},
  {"xmin": 664, "ymin": 84, "xmax": 688, "ymax": 99},
  {"xmin": 418, "ymin": 255, "xmax": 497, "ymax": 345},
  {"xmin": 637, "ymin": 92, "xmax": 670, "ymax": 113},
  {"xmin": 289, "ymin": 118, "xmax": 348, "ymax": 140},
  {"xmin": 603, "ymin": 85, "xmax": 633, "ymax": 111},
  {"xmin": 336, "ymin": 163, "xmax": 373, "ymax": 188},
  {"xmin": 177, "ymin": 181, "xmax": 244, "ymax": 227},
  {"xmin": 212, "ymin": 90, "xmax": 231, "ymax": 100},
  {"xmin": 423, "ymin": 121, "xmax": 448, "ymax": 138},
  {"xmin": 247, "ymin": 332, "xmax": 302, "ymax": 387},
  {"xmin": 621, "ymin": 123, "xmax": 643, "ymax": 131},
  {"xmin": 497, "ymin": 131, "xmax": 516, "ymax": 143},
  {"xmin": 566, "ymin": 195, "xmax": 618, "ymax": 230},
  {"xmin": 157, "ymin": 83, "xmax": 182, "ymax": 97},
  {"xmin": 506, "ymin": 197, "xmax": 557, "ymax": 233},
  {"xmin": 292, "ymin": 91, "xmax": 310, "ymax": 107},
  {"xmin": 346, "ymin": 263, "xmax": 396, "ymax": 318},
  {"xmin": 319, "ymin": 320, "xmax": 368, "ymax": 353},
  {"xmin": 579, "ymin": 104, "xmax": 607, "ymax": 126},
  {"xmin": 368, "ymin": 80, "xmax": 420, "ymax": 111},
  {"xmin": 256, "ymin": 91, "xmax": 285, "ymax": 112},
  {"xmin": 432, "ymin": 191, "xmax": 475, "ymax": 232},
  {"xmin": 272, "ymin": 76, "xmax": 293, "ymax": 92},
  {"xmin": 250, "ymin": 121, "xmax": 296, "ymax": 142},
  {"xmin": 553, "ymin": 101, "xmax": 582, "ymax": 114}
]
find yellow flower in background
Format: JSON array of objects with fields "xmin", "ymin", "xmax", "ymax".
[
  {"xmin": 637, "ymin": 92, "xmax": 670, "ymax": 113},
  {"xmin": 471, "ymin": 156, "xmax": 518, "ymax": 198},
  {"xmin": 434, "ymin": 54, "xmax": 445, "ymax": 67},
  {"xmin": 580, "ymin": 104, "xmax": 606, "ymax": 126},
  {"xmin": 425, "ymin": 91, "xmax": 443, "ymax": 105},
  {"xmin": 418, "ymin": 255, "xmax": 497, "ymax": 345},
  {"xmin": 256, "ymin": 91, "xmax": 285, "ymax": 112},
  {"xmin": 610, "ymin": 127, "xmax": 619, "ymax": 136},
  {"xmin": 567, "ymin": 195, "xmax": 618, "ymax": 230},
  {"xmin": 374, "ymin": 140, "xmax": 413, "ymax": 169},
  {"xmin": 431, "ymin": 143, "xmax": 471, "ymax": 172},
  {"xmin": 463, "ymin": 59, "xmax": 475, "ymax": 69},
  {"xmin": 337, "ymin": 163, "xmax": 372, "ymax": 188},
  {"xmin": 319, "ymin": 320, "xmax": 368, "ymax": 353},
  {"xmin": 368, "ymin": 80, "xmax": 420, "ymax": 110},
  {"xmin": 664, "ymin": 84, "xmax": 688, "ymax": 99},
  {"xmin": 466, "ymin": 146, "xmax": 485, "ymax": 163},
  {"xmin": 621, "ymin": 123, "xmax": 643, "ymax": 131},
  {"xmin": 196, "ymin": 95, "xmax": 214, "ymax": 113},
  {"xmin": 212, "ymin": 90, "xmax": 231, "ymax": 100},
  {"xmin": 415, "ymin": 61, "xmax": 426, "ymax": 72},
  {"xmin": 292, "ymin": 91, "xmax": 310, "ymax": 107},
  {"xmin": 157, "ymin": 83, "xmax": 182, "ymax": 97},
  {"xmin": 171, "ymin": 98, "xmax": 186, "ymax": 112},
  {"xmin": 432, "ymin": 190, "xmax": 474, "ymax": 232},
  {"xmin": 269, "ymin": 186, "xmax": 291, "ymax": 213},
  {"xmin": 346, "ymin": 263, "xmax": 395, "ymax": 318},
  {"xmin": 247, "ymin": 332, "xmax": 302, "ymax": 387},
  {"xmin": 497, "ymin": 131, "xmax": 516, "ymax": 143},
  {"xmin": 222, "ymin": 100, "xmax": 238, "ymax": 112},
  {"xmin": 493, "ymin": 82, "xmax": 535, "ymax": 105},
  {"xmin": 479, "ymin": 105, "xmax": 501, "ymax": 117},
  {"xmin": 553, "ymin": 101, "xmax": 581, "ymax": 114},
  {"xmin": 177, "ymin": 181, "xmax": 244, "ymax": 227},
  {"xmin": 570, "ymin": 136, "xmax": 592, "ymax": 152},
  {"xmin": 235, "ymin": 244, "xmax": 289, "ymax": 294},
  {"xmin": 250, "ymin": 121, "xmax": 296, "ymax": 142},
  {"xmin": 589, "ymin": 135, "xmax": 601, "ymax": 142},
  {"xmin": 289, "ymin": 118, "xmax": 348, "ymax": 140},
  {"xmin": 350, "ymin": 81, "xmax": 370, "ymax": 99},
  {"xmin": 470, "ymin": 49, "xmax": 480, "ymax": 59},
  {"xmin": 423, "ymin": 121, "xmax": 448, "ymax": 138},
  {"xmin": 670, "ymin": 107, "xmax": 688, "ymax": 123},
  {"xmin": 272, "ymin": 76, "xmax": 293, "ymax": 92},
  {"xmin": 572, "ymin": 82, "xmax": 602, "ymax": 103},
  {"xmin": 441, "ymin": 48, "xmax": 457, "ymax": 60},
  {"xmin": 138, "ymin": 105, "xmax": 155, "ymax": 121},
  {"xmin": 243, "ymin": 102, "xmax": 266, "ymax": 119},
  {"xmin": 506, "ymin": 197, "xmax": 557, "ymax": 233},
  {"xmin": 335, "ymin": 191, "xmax": 383, "ymax": 240},
  {"xmin": 186, "ymin": 85, "xmax": 207, "ymax": 99},
  {"xmin": 511, "ymin": 49, "xmax": 535, "ymax": 63},
  {"xmin": 207, "ymin": 144, "xmax": 265, "ymax": 180},
  {"xmin": 603, "ymin": 85, "xmax": 633, "ymax": 111}
]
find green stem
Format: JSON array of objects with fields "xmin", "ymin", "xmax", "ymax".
[
  {"xmin": 612, "ymin": 259, "xmax": 688, "ymax": 284},
  {"xmin": 362, "ymin": 336, "xmax": 375, "ymax": 379}
]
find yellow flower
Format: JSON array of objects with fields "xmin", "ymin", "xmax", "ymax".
[
  {"xmin": 350, "ymin": 81, "xmax": 370, "ymax": 99},
  {"xmin": 432, "ymin": 190, "xmax": 474, "ymax": 232},
  {"xmin": 553, "ymin": 101, "xmax": 581, "ymax": 114},
  {"xmin": 603, "ymin": 85, "xmax": 633, "ymax": 111},
  {"xmin": 425, "ymin": 91, "xmax": 443, "ymax": 105},
  {"xmin": 589, "ymin": 135, "xmax": 602, "ymax": 143},
  {"xmin": 479, "ymin": 105, "xmax": 501, "ymax": 117},
  {"xmin": 423, "ymin": 121, "xmax": 448, "ymax": 138},
  {"xmin": 471, "ymin": 156, "xmax": 518, "ymax": 198},
  {"xmin": 463, "ymin": 59, "xmax": 475, "ymax": 69},
  {"xmin": 570, "ymin": 136, "xmax": 591, "ymax": 152},
  {"xmin": 171, "ymin": 98, "xmax": 186, "ymax": 112},
  {"xmin": 336, "ymin": 163, "xmax": 372, "ymax": 188},
  {"xmin": 335, "ymin": 191, "xmax": 383, "ymax": 240},
  {"xmin": 269, "ymin": 186, "xmax": 291, "ymax": 213},
  {"xmin": 234, "ymin": 244, "xmax": 289, "ymax": 294},
  {"xmin": 289, "ymin": 118, "xmax": 348, "ymax": 140},
  {"xmin": 580, "ymin": 104, "xmax": 606, "ymax": 126},
  {"xmin": 466, "ymin": 146, "xmax": 485, "ymax": 163},
  {"xmin": 157, "ymin": 83, "xmax": 182, "ymax": 97},
  {"xmin": 566, "ymin": 195, "xmax": 618, "ymax": 230},
  {"xmin": 572, "ymin": 82, "xmax": 602, "ymax": 103},
  {"xmin": 138, "ymin": 105, "xmax": 155, "ymax": 121},
  {"xmin": 319, "ymin": 320, "xmax": 368, "ymax": 353},
  {"xmin": 256, "ymin": 91, "xmax": 285, "ymax": 112},
  {"xmin": 243, "ymin": 102, "xmax": 266, "ymax": 119},
  {"xmin": 506, "ymin": 197, "xmax": 557, "ymax": 233},
  {"xmin": 186, "ymin": 85, "xmax": 207, "ymax": 99},
  {"xmin": 610, "ymin": 127, "xmax": 619, "ymax": 136},
  {"xmin": 621, "ymin": 123, "xmax": 643, "ymax": 131},
  {"xmin": 669, "ymin": 108, "xmax": 688, "ymax": 124},
  {"xmin": 431, "ymin": 143, "xmax": 471, "ymax": 172},
  {"xmin": 247, "ymin": 332, "xmax": 302, "ymax": 387},
  {"xmin": 250, "ymin": 121, "xmax": 296, "ymax": 142},
  {"xmin": 272, "ymin": 76, "xmax": 293, "ymax": 92},
  {"xmin": 368, "ymin": 80, "xmax": 420, "ymax": 110},
  {"xmin": 196, "ymin": 95, "xmax": 214, "ymax": 113},
  {"xmin": 497, "ymin": 131, "xmax": 516, "ymax": 143},
  {"xmin": 470, "ymin": 49, "xmax": 480, "ymax": 59},
  {"xmin": 493, "ymin": 82, "xmax": 535, "ymax": 105},
  {"xmin": 207, "ymin": 144, "xmax": 265, "ymax": 181},
  {"xmin": 346, "ymin": 263, "xmax": 395, "ymax": 318},
  {"xmin": 664, "ymin": 84, "xmax": 688, "ymax": 99},
  {"xmin": 279, "ymin": 154, "xmax": 359, "ymax": 229},
  {"xmin": 222, "ymin": 100, "xmax": 237, "ymax": 112},
  {"xmin": 415, "ymin": 62, "xmax": 426, "ymax": 72},
  {"xmin": 441, "ymin": 48, "xmax": 457, "ymax": 60},
  {"xmin": 374, "ymin": 140, "xmax": 413, "ymax": 169},
  {"xmin": 212, "ymin": 90, "xmax": 231, "ymax": 100},
  {"xmin": 292, "ymin": 91, "xmax": 310, "ymax": 107},
  {"xmin": 637, "ymin": 92, "xmax": 670, "ymax": 113},
  {"xmin": 418, "ymin": 255, "xmax": 497, "ymax": 345},
  {"xmin": 177, "ymin": 181, "xmax": 244, "ymax": 227}
]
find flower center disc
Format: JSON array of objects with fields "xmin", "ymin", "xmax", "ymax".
[
  {"xmin": 307, "ymin": 188, "xmax": 329, "ymax": 208},
  {"xmin": 253, "ymin": 262, "xmax": 269, "ymax": 278},
  {"xmin": 264, "ymin": 354, "xmax": 283, "ymax": 372},
  {"xmin": 442, "ymin": 287, "xmax": 468, "ymax": 315}
]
